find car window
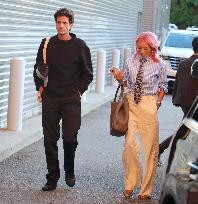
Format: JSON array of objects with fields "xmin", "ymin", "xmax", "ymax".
[
  {"xmin": 187, "ymin": 97, "xmax": 198, "ymax": 121},
  {"xmin": 168, "ymin": 129, "xmax": 198, "ymax": 175},
  {"xmin": 164, "ymin": 33, "xmax": 198, "ymax": 48},
  {"xmin": 191, "ymin": 104, "xmax": 198, "ymax": 121}
]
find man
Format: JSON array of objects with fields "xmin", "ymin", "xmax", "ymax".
[
  {"xmin": 33, "ymin": 8, "xmax": 93, "ymax": 191},
  {"xmin": 159, "ymin": 37, "xmax": 198, "ymax": 158}
]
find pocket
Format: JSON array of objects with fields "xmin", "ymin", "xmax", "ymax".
[
  {"xmin": 141, "ymin": 96, "xmax": 157, "ymax": 115},
  {"xmin": 73, "ymin": 89, "xmax": 81, "ymax": 100}
]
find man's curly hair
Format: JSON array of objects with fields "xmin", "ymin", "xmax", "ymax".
[{"xmin": 54, "ymin": 8, "xmax": 74, "ymax": 24}]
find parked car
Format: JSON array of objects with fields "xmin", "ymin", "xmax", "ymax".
[
  {"xmin": 168, "ymin": 23, "xmax": 178, "ymax": 31},
  {"xmin": 186, "ymin": 26, "xmax": 198, "ymax": 31},
  {"xmin": 160, "ymin": 29, "xmax": 198, "ymax": 91},
  {"xmin": 159, "ymin": 96, "xmax": 198, "ymax": 204}
]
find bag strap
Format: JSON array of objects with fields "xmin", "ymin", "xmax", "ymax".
[
  {"xmin": 43, "ymin": 37, "xmax": 50, "ymax": 64},
  {"xmin": 113, "ymin": 84, "xmax": 120, "ymax": 102},
  {"xmin": 113, "ymin": 83, "xmax": 125, "ymax": 102},
  {"xmin": 118, "ymin": 84, "xmax": 124, "ymax": 101}
]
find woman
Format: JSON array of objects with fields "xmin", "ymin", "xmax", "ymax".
[{"xmin": 111, "ymin": 32, "xmax": 167, "ymax": 199}]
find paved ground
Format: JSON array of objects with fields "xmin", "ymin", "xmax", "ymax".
[{"xmin": 0, "ymin": 94, "xmax": 183, "ymax": 204}]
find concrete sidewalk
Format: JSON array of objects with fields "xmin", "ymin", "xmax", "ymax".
[{"xmin": 0, "ymin": 85, "xmax": 116, "ymax": 162}]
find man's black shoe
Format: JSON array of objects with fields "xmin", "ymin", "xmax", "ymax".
[
  {"xmin": 42, "ymin": 183, "xmax": 57, "ymax": 191},
  {"xmin": 65, "ymin": 175, "xmax": 76, "ymax": 187}
]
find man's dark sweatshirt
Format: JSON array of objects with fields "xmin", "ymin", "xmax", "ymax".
[{"xmin": 33, "ymin": 33, "xmax": 93, "ymax": 97}]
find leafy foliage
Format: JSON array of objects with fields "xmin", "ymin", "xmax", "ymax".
[{"xmin": 170, "ymin": 0, "xmax": 198, "ymax": 28}]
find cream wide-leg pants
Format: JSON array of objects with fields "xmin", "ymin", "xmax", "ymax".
[{"xmin": 122, "ymin": 94, "xmax": 159, "ymax": 196}]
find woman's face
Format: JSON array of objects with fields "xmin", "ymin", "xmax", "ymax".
[{"xmin": 136, "ymin": 39, "xmax": 152, "ymax": 58}]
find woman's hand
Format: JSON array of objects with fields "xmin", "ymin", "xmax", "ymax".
[
  {"xmin": 156, "ymin": 89, "xmax": 164, "ymax": 110},
  {"xmin": 156, "ymin": 101, "xmax": 161, "ymax": 110},
  {"xmin": 110, "ymin": 67, "xmax": 124, "ymax": 82}
]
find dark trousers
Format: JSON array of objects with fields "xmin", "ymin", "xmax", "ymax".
[
  {"xmin": 159, "ymin": 105, "xmax": 190, "ymax": 157},
  {"xmin": 42, "ymin": 91, "xmax": 81, "ymax": 183}
]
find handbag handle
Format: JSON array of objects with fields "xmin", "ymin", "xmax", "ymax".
[
  {"xmin": 113, "ymin": 84, "xmax": 120, "ymax": 102},
  {"xmin": 113, "ymin": 84, "xmax": 125, "ymax": 102}
]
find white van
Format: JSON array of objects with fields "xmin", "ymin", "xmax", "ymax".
[{"xmin": 160, "ymin": 30, "xmax": 198, "ymax": 91}]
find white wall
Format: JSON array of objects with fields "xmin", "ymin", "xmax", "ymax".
[{"xmin": 0, "ymin": 0, "xmax": 143, "ymax": 127}]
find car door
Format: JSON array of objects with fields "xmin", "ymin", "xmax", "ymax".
[{"xmin": 160, "ymin": 96, "xmax": 198, "ymax": 204}]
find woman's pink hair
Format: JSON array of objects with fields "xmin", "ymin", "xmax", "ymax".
[{"xmin": 134, "ymin": 31, "xmax": 160, "ymax": 62}]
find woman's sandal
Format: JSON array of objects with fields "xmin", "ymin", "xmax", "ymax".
[
  {"xmin": 123, "ymin": 190, "xmax": 133, "ymax": 198},
  {"xmin": 138, "ymin": 195, "xmax": 151, "ymax": 199}
]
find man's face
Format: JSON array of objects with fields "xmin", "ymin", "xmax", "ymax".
[{"xmin": 56, "ymin": 16, "xmax": 73, "ymax": 35}]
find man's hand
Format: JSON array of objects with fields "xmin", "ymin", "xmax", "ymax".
[{"xmin": 37, "ymin": 86, "xmax": 44, "ymax": 102}]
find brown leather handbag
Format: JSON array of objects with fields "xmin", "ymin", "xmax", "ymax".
[{"xmin": 110, "ymin": 84, "xmax": 129, "ymax": 137}]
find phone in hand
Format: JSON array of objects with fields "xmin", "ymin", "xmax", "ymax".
[{"xmin": 109, "ymin": 66, "xmax": 120, "ymax": 73}]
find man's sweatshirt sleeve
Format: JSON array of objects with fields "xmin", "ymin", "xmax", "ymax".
[
  {"xmin": 33, "ymin": 39, "xmax": 45, "ymax": 91},
  {"xmin": 78, "ymin": 42, "xmax": 93, "ymax": 94}
]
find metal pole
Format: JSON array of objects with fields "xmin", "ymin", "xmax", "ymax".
[
  {"xmin": 111, "ymin": 49, "xmax": 120, "ymax": 86},
  {"xmin": 95, "ymin": 49, "xmax": 106, "ymax": 93},
  {"xmin": 7, "ymin": 58, "xmax": 25, "ymax": 131},
  {"xmin": 124, "ymin": 48, "xmax": 131, "ymax": 65}
]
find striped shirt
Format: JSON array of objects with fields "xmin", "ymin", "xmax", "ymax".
[{"xmin": 124, "ymin": 54, "xmax": 168, "ymax": 95}]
